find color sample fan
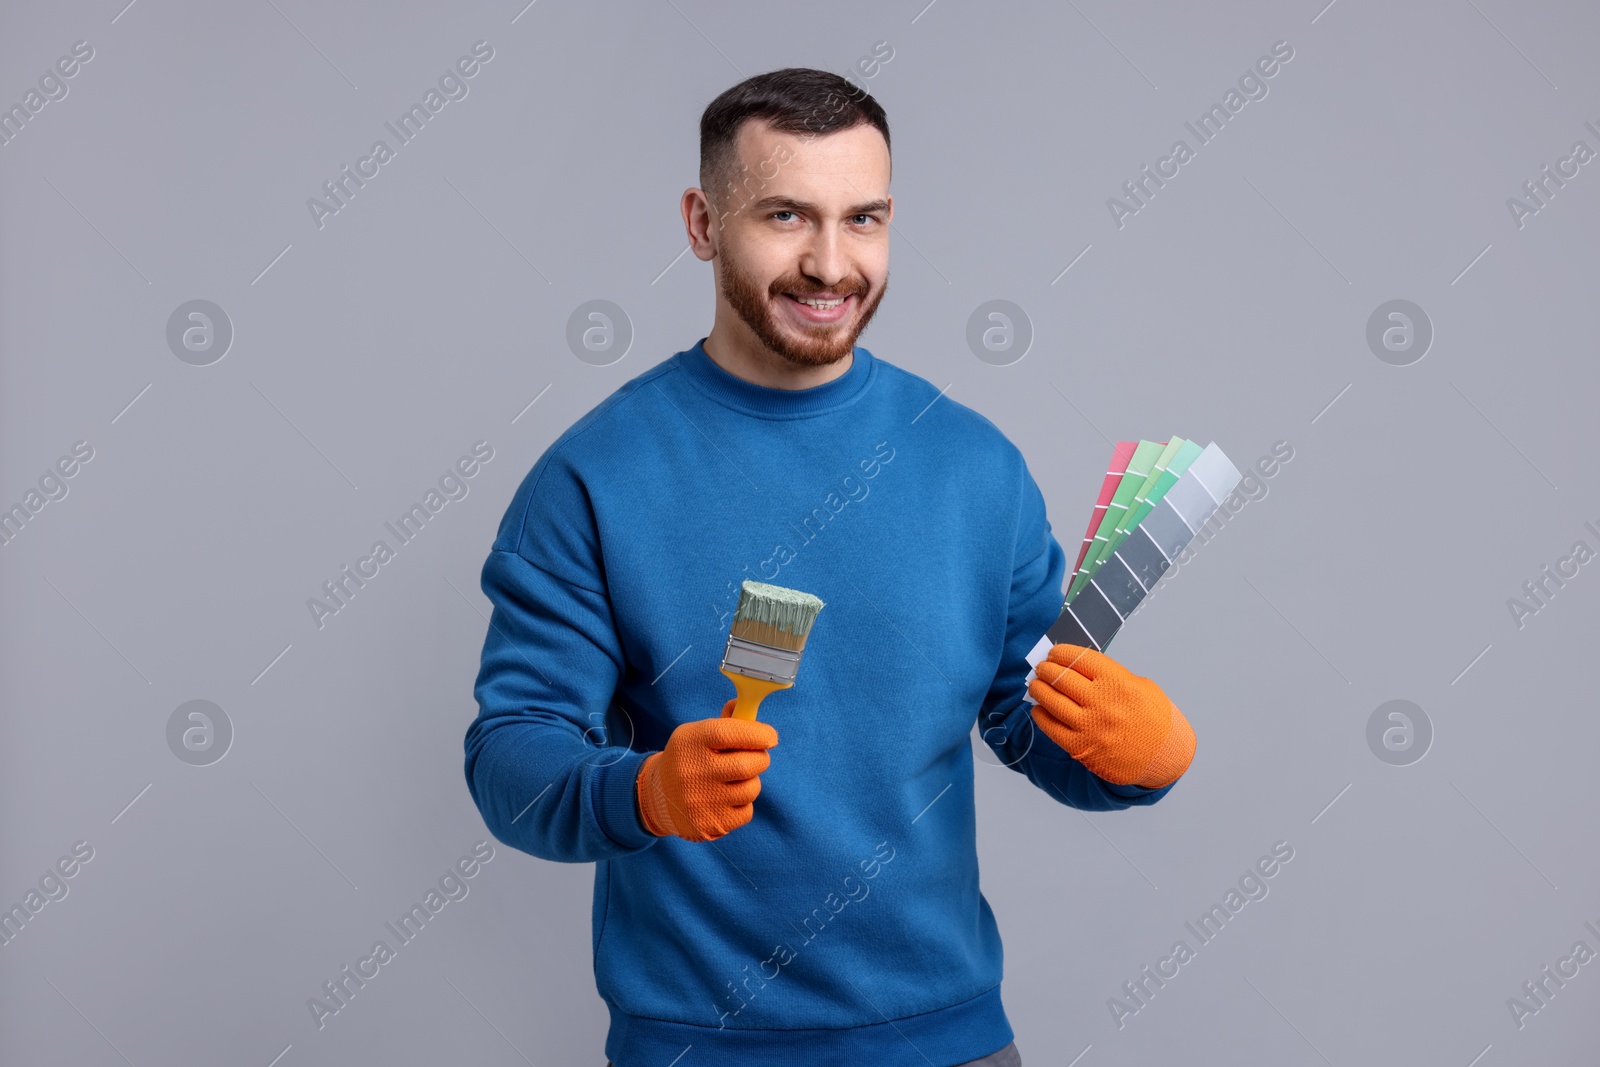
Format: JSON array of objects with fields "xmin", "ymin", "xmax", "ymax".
[{"xmin": 1023, "ymin": 438, "xmax": 1244, "ymax": 692}]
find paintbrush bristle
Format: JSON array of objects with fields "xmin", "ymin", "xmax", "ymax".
[{"xmin": 729, "ymin": 580, "xmax": 825, "ymax": 652}]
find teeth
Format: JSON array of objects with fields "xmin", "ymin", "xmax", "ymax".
[{"xmin": 794, "ymin": 296, "xmax": 844, "ymax": 309}]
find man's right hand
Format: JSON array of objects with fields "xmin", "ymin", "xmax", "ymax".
[{"xmin": 636, "ymin": 699, "xmax": 779, "ymax": 842}]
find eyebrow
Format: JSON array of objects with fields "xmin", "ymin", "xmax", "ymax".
[{"xmin": 747, "ymin": 195, "xmax": 890, "ymax": 216}]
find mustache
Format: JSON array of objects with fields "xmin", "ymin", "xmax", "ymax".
[{"xmin": 772, "ymin": 280, "xmax": 869, "ymax": 297}]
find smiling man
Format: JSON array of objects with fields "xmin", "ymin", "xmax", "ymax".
[{"xmin": 463, "ymin": 67, "xmax": 1195, "ymax": 1066}]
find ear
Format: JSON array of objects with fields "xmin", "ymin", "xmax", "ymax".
[{"xmin": 683, "ymin": 188, "xmax": 720, "ymax": 262}]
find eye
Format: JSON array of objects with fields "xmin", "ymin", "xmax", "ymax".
[{"xmin": 771, "ymin": 210, "xmax": 798, "ymax": 222}]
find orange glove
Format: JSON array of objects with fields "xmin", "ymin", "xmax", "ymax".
[
  {"xmin": 1027, "ymin": 644, "xmax": 1195, "ymax": 788},
  {"xmin": 636, "ymin": 699, "xmax": 779, "ymax": 842}
]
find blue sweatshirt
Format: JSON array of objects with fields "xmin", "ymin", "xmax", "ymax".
[{"xmin": 463, "ymin": 338, "xmax": 1175, "ymax": 1065}]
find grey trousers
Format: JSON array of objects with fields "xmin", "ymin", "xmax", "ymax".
[
  {"xmin": 959, "ymin": 1040, "xmax": 1022, "ymax": 1066},
  {"xmin": 607, "ymin": 1040, "xmax": 1021, "ymax": 1066}
]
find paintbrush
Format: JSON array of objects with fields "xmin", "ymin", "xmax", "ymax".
[{"xmin": 719, "ymin": 580, "xmax": 826, "ymax": 720}]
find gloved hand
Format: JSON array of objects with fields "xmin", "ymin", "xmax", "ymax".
[
  {"xmin": 1027, "ymin": 644, "xmax": 1195, "ymax": 788},
  {"xmin": 636, "ymin": 699, "xmax": 779, "ymax": 842}
]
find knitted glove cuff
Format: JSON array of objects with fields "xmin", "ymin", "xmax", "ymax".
[
  {"xmin": 1130, "ymin": 702, "xmax": 1197, "ymax": 789},
  {"xmin": 636, "ymin": 752, "xmax": 674, "ymax": 838}
]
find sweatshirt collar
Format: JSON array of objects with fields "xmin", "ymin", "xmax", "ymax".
[{"xmin": 675, "ymin": 336, "xmax": 876, "ymax": 420}]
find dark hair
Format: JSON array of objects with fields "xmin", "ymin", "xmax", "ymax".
[{"xmin": 699, "ymin": 67, "xmax": 890, "ymax": 212}]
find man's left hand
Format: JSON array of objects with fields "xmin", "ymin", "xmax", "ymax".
[{"xmin": 1028, "ymin": 643, "xmax": 1196, "ymax": 788}]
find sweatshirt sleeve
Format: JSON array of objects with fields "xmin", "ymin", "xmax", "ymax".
[
  {"xmin": 462, "ymin": 450, "xmax": 660, "ymax": 863},
  {"xmin": 976, "ymin": 454, "xmax": 1176, "ymax": 812}
]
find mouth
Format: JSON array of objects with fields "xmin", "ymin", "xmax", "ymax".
[{"xmin": 781, "ymin": 292, "xmax": 855, "ymax": 325}]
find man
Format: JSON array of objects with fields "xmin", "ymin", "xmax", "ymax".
[{"xmin": 463, "ymin": 67, "xmax": 1195, "ymax": 1067}]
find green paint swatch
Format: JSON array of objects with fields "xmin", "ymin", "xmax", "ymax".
[
  {"xmin": 1127, "ymin": 438, "xmax": 1204, "ymax": 531},
  {"xmin": 1096, "ymin": 437, "xmax": 1204, "ymax": 571},
  {"xmin": 1120, "ymin": 437, "xmax": 1186, "ymax": 537},
  {"xmin": 1067, "ymin": 439, "xmax": 1163, "ymax": 600}
]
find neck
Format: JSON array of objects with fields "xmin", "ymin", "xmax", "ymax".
[{"xmin": 703, "ymin": 319, "xmax": 853, "ymax": 391}]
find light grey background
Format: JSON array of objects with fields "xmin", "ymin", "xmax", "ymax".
[{"xmin": 2, "ymin": 1, "xmax": 1596, "ymax": 1064}]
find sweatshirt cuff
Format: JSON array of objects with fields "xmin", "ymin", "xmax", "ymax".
[{"xmin": 593, "ymin": 749, "xmax": 659, "ymax": 852}]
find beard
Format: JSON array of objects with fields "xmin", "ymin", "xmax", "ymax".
[{"xmin": 718, "ymin": 253, "xmax": 888, "ymax": 369}]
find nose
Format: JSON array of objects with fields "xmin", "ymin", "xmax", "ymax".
[{"xmin": 798, "ymin": 228, "xmax": 849, "ymax": 292}]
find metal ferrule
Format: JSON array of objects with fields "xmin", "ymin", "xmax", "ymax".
[{"xmin": 720, "ymin": 634, "xmax": 802, "ymax": 684}]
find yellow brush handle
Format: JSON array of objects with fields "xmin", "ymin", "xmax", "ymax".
[{"xmin": 720, "ymin": 668, "xmax": 792, "ymax": 720}]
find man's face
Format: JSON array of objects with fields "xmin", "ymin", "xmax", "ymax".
[{"xmin": 709, "ymin": 120, "xmax": 892, "ymax": 368}]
